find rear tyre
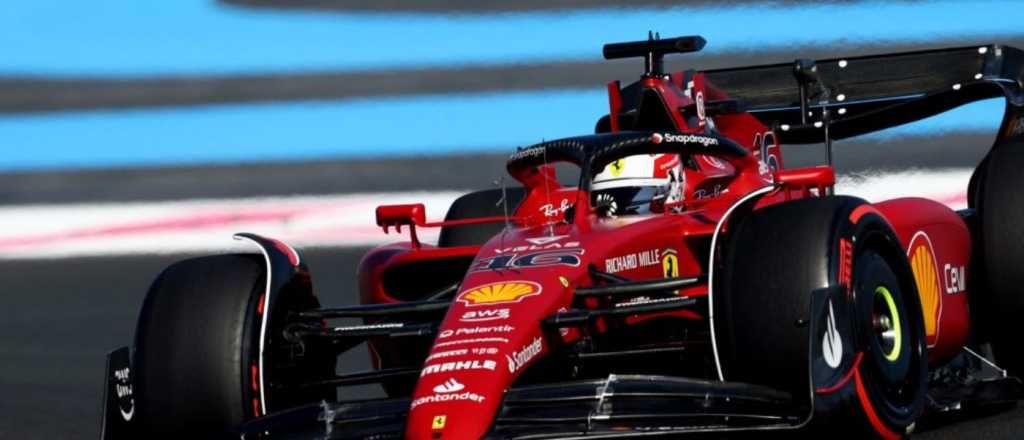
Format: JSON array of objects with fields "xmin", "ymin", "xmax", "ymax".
[
  {"xmin": 133, "ymin": 254, "xmax": 330, "ymax": 439},
  {"xmin": 978, "ymin": 145, "xmax": 1024, "ymax": 374},
  {"xmin": 437, "ymin": 187, "xmax": 525, "ymax": 247},
  {"xmin": 718, "ymin": 196, "xmax": 926, "ymax": 439}
]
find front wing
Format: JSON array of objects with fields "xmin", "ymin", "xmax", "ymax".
[{"xmin": 237, "ymin": 375, "xmax": 807, "ymax": 439}]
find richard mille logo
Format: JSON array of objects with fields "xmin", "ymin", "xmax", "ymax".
[{"xmin": 822, "ymin": 300, "xmax": 843, "ymax": 369}]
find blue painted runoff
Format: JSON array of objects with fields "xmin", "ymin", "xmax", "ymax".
[{"xmin": 0, "ymin": 1, "xmax": 1021, "ymax": 75}]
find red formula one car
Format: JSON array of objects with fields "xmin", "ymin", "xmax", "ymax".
[{"xmin": 103, "ymin": 36, "xmax": 1024, "ymax": 439}]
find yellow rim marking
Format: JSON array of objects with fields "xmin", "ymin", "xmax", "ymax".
[{"xmin": 875, "ymin": 286, "xmax": 903, "ymax": 362}]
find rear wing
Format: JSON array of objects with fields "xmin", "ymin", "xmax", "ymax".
[{"xmin": 699, "ymin": 44, "xmax": 1024, "ymax": 145}]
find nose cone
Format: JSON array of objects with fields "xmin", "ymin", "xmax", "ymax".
[
  {"xmin": 406, "ymin": 373, "xmax": 497, "ymax": 440},
  {"xmin": 404, "ymin": 276, "xmax": 566, "ymax": 440}
]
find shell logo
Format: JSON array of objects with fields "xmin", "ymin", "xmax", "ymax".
[
  {"xmin": 458, "ymin": 281, "xmax": 542, "ymax": 306},
  {"xmin": 908, "ymin": 231, "xmax": 941, "ymax": 347}
]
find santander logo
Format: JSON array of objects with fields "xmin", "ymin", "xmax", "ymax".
[{"xmin": 433, "ymin": 378, "xmax": 465, "ymax": 394}]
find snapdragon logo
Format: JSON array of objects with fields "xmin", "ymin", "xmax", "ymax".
[
  {"xmin": 510, "ymin": 147, "xmax": 545, "ymax": 160},
  {"xmin": 653, "ymin": 133, "xmax": 719, "ymax": 147}
]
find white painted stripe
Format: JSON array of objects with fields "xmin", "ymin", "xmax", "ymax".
[
  {"xmin": 0, "ymin": 192, "xmax": 463, "ymax": 259},
  {"xmin": 836, "ymin": 167, "xmax": 971, "ymax": 210},
  {"xmin": 0, "ymin": 168, "xmax": 974, "ymax": 259}
]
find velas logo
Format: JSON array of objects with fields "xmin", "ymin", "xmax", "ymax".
[
  {"xmin": 433, "ymin": 378, "xmax": 465, "ymax": 394},
  {"xmin": 457, "ymin": 281, "xmax": 541, "ymax": 306},
  {"xmin": 492, "ymin": 241, "xmax": 580, "ymax": 254},
  {"xmin": 908, "ymin": 231, "xmax": 941, "ymax": 346}
]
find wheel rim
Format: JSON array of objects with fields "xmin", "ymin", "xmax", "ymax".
[
  {"xmin": 852, "ymin": 246, "xmax": 925, "ymax": 427},
  {"xmin": 872, "ymin": 285, "xmax": 903, "ymax": 362}
]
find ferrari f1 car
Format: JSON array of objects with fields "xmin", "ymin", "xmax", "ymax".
[{"xmin": 103, "ymin": 35, "xmax": 1024, "ymax": 439}]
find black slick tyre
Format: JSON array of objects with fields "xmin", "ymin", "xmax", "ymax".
[
  {"xmin": 978, "ymin": 145, "xmax": 1024, "ymax": 374},
  {"xmin": 718, "ymin": 196, "xmax": 927, "ymax": 439},
  {"xmin": 132, "ymin": 254, "xmax": 267, "ymax": 439}
]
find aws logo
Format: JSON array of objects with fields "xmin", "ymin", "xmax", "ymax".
[
  {"xmin": 457, "ymin": 281, "xmax": 542, "ymax": 306},
  {"xmin": 908, "ymin": 231, "xmax": 941, "ymax": 347}
]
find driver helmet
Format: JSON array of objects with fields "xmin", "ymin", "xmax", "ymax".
[{"xmin": 592, "ymin": 154, "xmax": 685, "ymax": 216}]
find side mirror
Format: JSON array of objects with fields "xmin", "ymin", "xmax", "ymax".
[
  {"xmin": 775, "ymin": 166, "xmax": 835, "ymax": 197},
  {"xmin": 375, "ymin": 204, "xmax": 426, "ymax": 233},
  {"xmin": 774, "ymin": 166, "xmax": 835, "ymax": 187}
]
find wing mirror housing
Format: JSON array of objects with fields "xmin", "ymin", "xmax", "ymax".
[{"xmin": 376, "ymin": 204, "xmax": 426, "ymax": 233}]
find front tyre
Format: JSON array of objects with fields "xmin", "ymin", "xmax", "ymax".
[
  {"xmin": 132, "ymin": 253, "xmax": 333, "ymax": 439},
  {"xmin": 133, "ymin": 255, "xmax": 265, "ymax": 439}
]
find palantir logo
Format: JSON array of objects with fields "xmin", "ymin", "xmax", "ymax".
[{"xmin": 433, "ymin": 378, "xmax": 465, "ymax": 394}]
